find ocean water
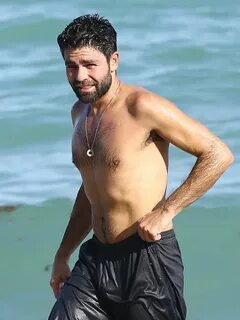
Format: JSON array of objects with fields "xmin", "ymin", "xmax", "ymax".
[{"xmin": 0, "ymin": 0, "xmax": 239, "ymax": 319}]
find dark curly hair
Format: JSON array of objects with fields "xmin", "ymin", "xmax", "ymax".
[{"xmin": 57, "ymin": 14, "xmax": 117, "ymax": 61}]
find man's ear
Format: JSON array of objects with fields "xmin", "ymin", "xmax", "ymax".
[{"xmin": 110, "ymin": 51, "xmax": 119, "ymax": 73}]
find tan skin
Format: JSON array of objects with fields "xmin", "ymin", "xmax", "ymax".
[{"xmin": 50, "ymin": 47, "xmax": 234, "ymax": 297}]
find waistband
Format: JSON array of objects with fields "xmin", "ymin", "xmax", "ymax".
[{"xmin": 91, "ymin": 229, "xmax": 176, "ymax": 256}]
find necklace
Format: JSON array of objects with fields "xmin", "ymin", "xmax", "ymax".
[{"xmin": 84, "ymin": 80, "xmax": 121, "ymax": 157}]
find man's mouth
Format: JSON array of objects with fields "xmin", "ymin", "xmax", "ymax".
[{"xmin": 76, "ymin": 85, "xmax": 94, "ymax": 92}]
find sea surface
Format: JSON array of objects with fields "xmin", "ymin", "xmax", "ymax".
[{"xmin": 0, "ymin": 0, "xmax": 239, "ymax": 319}]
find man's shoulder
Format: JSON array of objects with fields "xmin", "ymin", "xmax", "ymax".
[
  {"xmin": 124, "ymin": 85, "xmax": 170, "ymax": 118},
  {"xmin": 71, "ymin": 100, "xmax": 87, "ymax": 126},
  {"xmin": 71, "ymin": 100, "xmax": 84, "ymax": 115}
]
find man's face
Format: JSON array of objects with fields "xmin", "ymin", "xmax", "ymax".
[{"xmin": 64, "ymin": 47, "xmax": 113, "ymax": 103}]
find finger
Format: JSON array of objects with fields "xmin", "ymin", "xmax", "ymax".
[
  {"xmin": 138, "ymin": 225, "xmax": 154, "ymax": 242},
  {"xmin": 137, "ymin": 222, "xmax": 147, "ymax": 240},
  {"xmin": 138, "ymin": 220, "xmax": 148, "ymax": 239},
  {"xmin": 139, "ymin": 220, "xmax": 152, "ymax": 241},
  {"xmin": 145, "ymin": 230, "xmax": 157, "ymax": 242},
  {"xmin": 152, "ymin": 233, "xmax": 161, "ymax": 241},
  {"xmin": 55, "ymin": 282, "xmax": 64, "ymax": 298},
  {"xmin": 138, "ymin": 224, "xmax": 162, "ymax": 242},
  {"xmin": 50, "ymin": 278, "xmax": 61, "ymax": 299},
  {"xmin": 147, "ymin": 227, "xmax": 162, "ymax": 241},
  {"xmin": 137, "ymin": 226, "xmax": 145, "ymax": 241}
]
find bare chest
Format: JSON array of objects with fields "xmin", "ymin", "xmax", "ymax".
[
  {"xmin": 72, "ymin": 112, "xmax": 164, "ymax": 172},
  {"xmin": 72, "ymin": 115, "xmax": 128, "ymax": 170}
]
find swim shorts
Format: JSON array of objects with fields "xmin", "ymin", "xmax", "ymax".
[{"xmin": 48, "ymin": 229, "xmax": 187, "ymax": 320}]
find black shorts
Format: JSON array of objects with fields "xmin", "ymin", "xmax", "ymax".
[{"xmin": 48, "ymin": 229, "xmax": 186, "ymax": 320}]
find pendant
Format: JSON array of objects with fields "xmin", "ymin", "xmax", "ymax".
[{"xmin": 87, "ymin": 149, "xmax": 94, "ymax": 157}]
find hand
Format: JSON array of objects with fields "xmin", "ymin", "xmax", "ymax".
[
  {"xmin": 137, "ymin": 209, "xmax": 173, "ymax": 242},
  {"xmin": 50, "ymin": 254, "xmax": 71, "ymax": 299}
]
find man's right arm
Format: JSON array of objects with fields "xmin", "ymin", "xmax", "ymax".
[{"xmin": 50, "ymin": 184, "xmax": 92, "ymax": 298}]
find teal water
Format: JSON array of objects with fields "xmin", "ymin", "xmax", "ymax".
[{"xmin": 0, "ymin": 0, "xmax": 239, "ymax": 319}]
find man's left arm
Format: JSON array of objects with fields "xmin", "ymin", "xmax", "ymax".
[{"xmin": 135, "ymin": 92, "xmax": 234, "ymax": 242}]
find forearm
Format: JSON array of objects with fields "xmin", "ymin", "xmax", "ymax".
[
  {"xmin": 56, "ymin": 184, "xmax": 92, "ymax": 260},
  {"xmin": 162, "ymin": 146, "xmax": 234, "ymax": 218}
]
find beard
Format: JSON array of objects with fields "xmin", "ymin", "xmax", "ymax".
[{"xmin": 70, "ymin": 70, "xmax": 112, "ymax": 103}]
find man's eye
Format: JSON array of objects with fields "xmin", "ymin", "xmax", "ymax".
[
  {"xmin": 86, "ymin": 64, "xmax": 96, "ymax": 67},
  {"xmin": 67, "ymin": 65, "xmax": 77, "ymax": 69}
]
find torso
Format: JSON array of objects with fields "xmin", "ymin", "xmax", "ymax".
[{"xmin": 72, "ymin": 83, "xmax": 173, "ymax": 243}]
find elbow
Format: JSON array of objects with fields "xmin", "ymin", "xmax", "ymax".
[
  {"xmin": 216, "ymin": 145, "xmax": 235, "ymax": 170},
  {"xmin": 203, "ymin": 140, "xmax": 235, "ymax": 171},
  {"xmin": 224, "ymin": 149, "xmax": 235, "ymax": 167}
]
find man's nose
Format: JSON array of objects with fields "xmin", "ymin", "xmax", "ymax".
[{"xmin": 76, "ymin": 66, "xmax": 88, "ymax": 82}]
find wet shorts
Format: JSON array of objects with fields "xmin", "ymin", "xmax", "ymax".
[{"xmin": 48, "ymin": 229, "xmax": 187, "ymax": 320}]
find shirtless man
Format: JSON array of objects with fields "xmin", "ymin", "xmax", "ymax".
[{"xmin": 48, "ymin": 14, "xmax": 234, "ymax": 320}]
